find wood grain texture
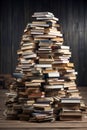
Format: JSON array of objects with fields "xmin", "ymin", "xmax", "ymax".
[{"xmin": 0, "ymin": 0, "xmax": 87, "ymax": 86}]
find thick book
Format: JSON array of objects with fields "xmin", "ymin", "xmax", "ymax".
[
  {"xmin": 60, "ymin": 98, "xmax": 81, "ymax": 104},
  {"xmin": 44, "ymin": 71, "xmax": 60, "ymax": 78},
  {"xmin": 34, "ymin": 34, "xmax": 56, "ymax": 38},
  {"xmin": 51, "ymin": 45, "xmax": 70, "ymax": 50},
  {"xmin": 36, "ymin": 17, "xmax": 58, "ymax": 21},
  {"xmin": 44, "ymin": 84, "xmax": 64, "ymax": 90},
  {"xmin": 25, "ymin": 82, "xmax": 41, "ymax": 87},
  {"xmin": 35, "ymin": 64, "xmax": 52, "ymax": 68},
  {"xmin": 28, "ymin": 23, "xmax": 50, "ymax": 27},
  {"xmin": 33, "ymin": 103, "xmax": 50, "ymax": 107},
  {"xmin": 33, "ymin": 12, "xmax": 54, "ymax": 16},
  {"xmin": 13, "ymin": 72, "xmax": 24, "ymax": 78}
]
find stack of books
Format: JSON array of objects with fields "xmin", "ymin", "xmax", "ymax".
[
  {"xmin": 4, "ymin": 12, "xmax": 84, "ymax": 122},
  {"xmin": 59, "ymin": 98, "xmax": 82, "ymax": 121}
]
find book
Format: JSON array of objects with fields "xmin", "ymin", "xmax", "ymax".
[
  {"xmin": 33, "ymin": 12, "xmax": 54, "ymax": 16},
  {"xmin": 44, "ymin": 84, "xmax": 64, "ymax": 90},
  {"xmin": 35, "ymin": 17, "xmax": 58, "ymax": 21},
  {"xmin": 61, "ymin": 98, "xmax": 81, "ymax": 104},
  {"xmin": 39, "ymin": 58, "xmax": 53, "ymax": 64},
  {"xmin": 13, "ymin": 72, "xmax": 24, "ymax": 78},
  {"xmin": 35, "ymin": 64, "xmax": 52, "ymax": 68},
  {"xmin": 44, "ymin": 71, "xmax": 60, "ymax": 78}
]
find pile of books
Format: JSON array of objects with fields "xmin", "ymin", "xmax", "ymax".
[{"xmin": 4, "ymin": 12, "xmax": 84, "ymax": 122}]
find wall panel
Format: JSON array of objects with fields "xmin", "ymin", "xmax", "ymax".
[{"xmin": 0, "ymin": 0, "xmax": 87, "ymax": 86}]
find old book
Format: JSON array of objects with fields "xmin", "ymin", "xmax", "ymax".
[
  {"xmin": 13, "ymin": 72, "xmax": 24, "ymax": 78},
  {"xmin": 27, "ymin": 100, "xmax": 35, "ymax": 104},
  {"xmin": 44, "ymin": 84, "xmax": 64, "ymax": 90},
  {"xmin": 28, "ymin": 23, "xmax": 50, "ymax": 27},
  {"xmin": 25, "ymin": 82, "xmax": 41, "ymax": 87},
  {"xmin": 61, "ymin": 98, "xmax": 81, "ymax": 104},
  {"xmin": 47, "ymin": 78, "xmax": 64, "ymax": 85},
  {"xmin": 28, "ymin": 92, "xmax": 43, "ymax": 99},
  {"xmin": 34, "ymin": 34, "xmax": 56, "ymax": 38},
  {"xmin": 35, "ymin": 64, "xmax": 52, "ymax": 68},
  {"xmin": 31, "ymin": 112, "xmax": 54, "ymax": 122},
  {"xmin": 36, "ymin": 97, "xmax": 54, "ymax": 103},
  {"xmin": 32, "ymin": 12, "xmax": 54, "ymax": 17},
  {"xmin": 33, "ymin": 12, "xmax": 54, "ymax": 15},
  {"xmin": 51, "ymin": 37, "xmax": 64, "ymax": 42},
  {"xmin": 17, "ymin": 49, "xmax": 23, "ymax": 55},
  {"xmin": 31, "ymin": 79, "xmax": 45, "ymax": 83},
  {"xmin": 6, "ymin": 92, "xmax": 17, "ymax": 98},
  {"xmin": 36, "ymin": 17, "xmax": 58, "ymax": 21},
  {"xmin": 52, "ymin": 60, "xmax": 69, "ymax": 65},
  {"xmin": 43, "ymin": 69, "xmax": 58, "ymax": 73},
  {"xmin": 44, "ymin": 71, "xmax": 60, "ymax": 78},
  {"xmin": 33, "ymin": 105, "xmax": 52, "ymax": 111},
  {"xmin": 39, "ymin": 58, "xmax": 53, "ymax": 64}
]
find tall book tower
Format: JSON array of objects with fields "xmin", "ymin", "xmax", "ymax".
[{"xmin": 5, "ymin": 12, "xmax": 84, "ymax": 122}]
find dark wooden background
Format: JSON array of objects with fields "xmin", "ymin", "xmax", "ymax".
[{"xmin": 0, "ymin": 0, "xmax": 87, "ymax": 86}]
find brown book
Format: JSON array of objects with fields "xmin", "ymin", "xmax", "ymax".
[
  {"xmin": 51, "ymin": 37, "xmax": 64, "ymax": 42},
  {"xmin": 39, "ymin": 58, "xmax": 54, "ymax": 64},
  {"xmin": 28, "ymin": 92, "xmax": 43, "ymax": 99},
  {"xmin": 25, "ymin": 82, "xmax": 41, "ymax": 87}
]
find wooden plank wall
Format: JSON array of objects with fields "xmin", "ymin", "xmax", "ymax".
[{"xmin": 0, "ymin": 0, "xmax": 87, "ymax": 86}]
